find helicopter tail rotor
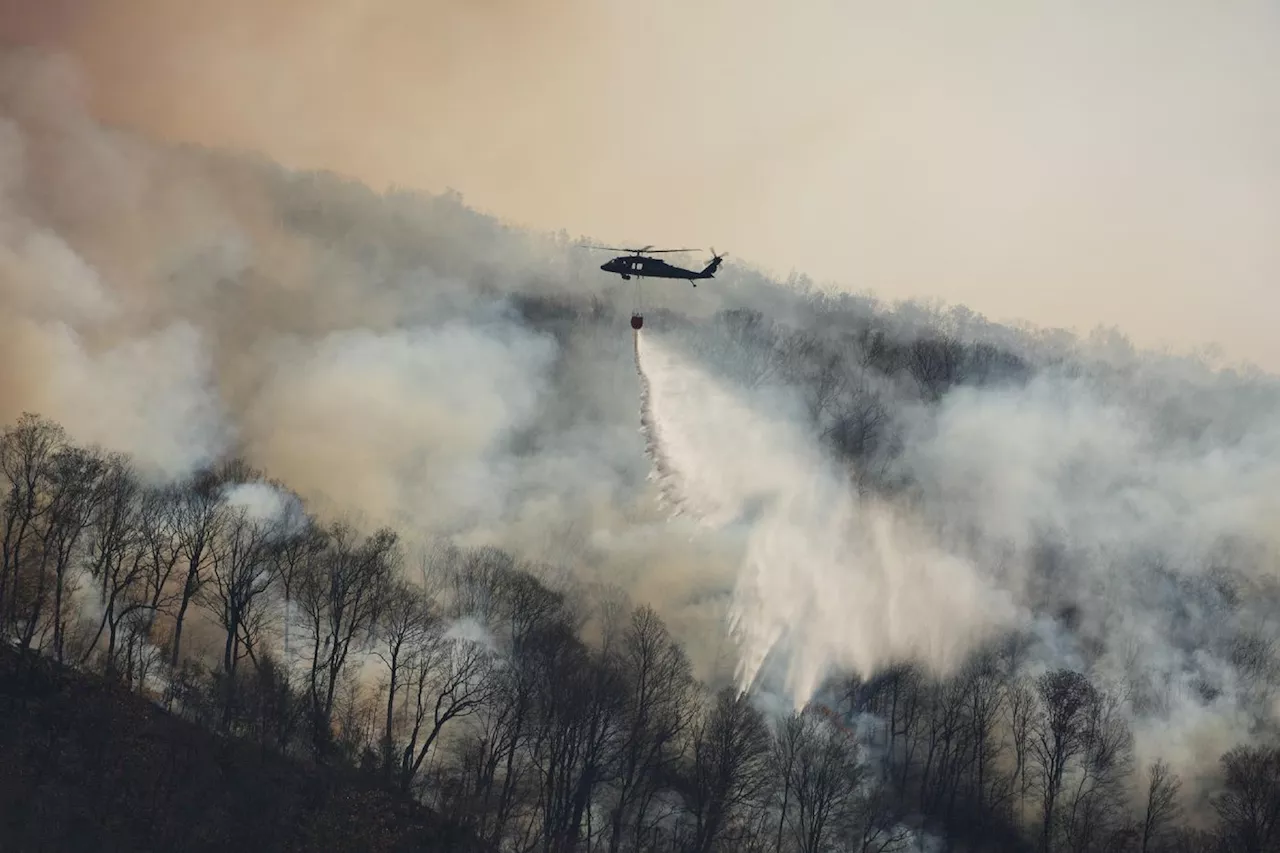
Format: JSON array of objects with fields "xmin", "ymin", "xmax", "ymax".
[{"xmin": 698, "ymin": 248, "xmax": 727, "ymax": 279}]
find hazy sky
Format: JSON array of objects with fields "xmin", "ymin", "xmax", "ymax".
[{"xmin": 4, "ymin": 0, "xmax": 1279, "ymax": 368}]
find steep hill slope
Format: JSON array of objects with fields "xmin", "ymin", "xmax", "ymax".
[{"xmin": 0, "ymin": 647, "xmax": 486, "ymax": 852}]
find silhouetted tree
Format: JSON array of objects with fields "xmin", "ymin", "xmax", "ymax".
[
  {"xmin": 1060, "ymin": 687, "xmax": 1134, "ymax": 852},
  {"xmin": 3, "ymin": 407, "xmax": 1280, "ymax": 853},
  {"xmin": 0, "ymin": 414, "xmax": 67, "ymax": 647},
  {"xmin": 41, "ymin": 443, "xmax": 108, "ymax": 664},
  {"xmin": 202, "ymin": 500, "xmax": 281, "ymax": 728},
  {"xmin": 168, "ymin": 470, "xmax": 228, "ymax": 669},
  {"xmin": 781, "ymin": 709, "xmax": 865, "ymax": 853},
  {"xmin": 1031, "ymin": 669, "xmax": 1099, "ymax": 852},
  {"xmin": 399, "ymin": 630, "xmax": 496, "ymax": 793},
  {"xmin": 907, "ymin": 334, "xmax": 966, "ymax": 401},
  {"xmin": 374, "ymin": 577, "xmax": 436, "ymax": 776},
  {"xmin": 1138, "ymin": 758, "xmax": 1183, "ymax": 853},
  {"xmin": 685, "ymin": 687, "xmax": 772, "ymax": 853},
  {"xmin": 605, "ymin": 604, "xmax": 697, "ymax": 853},
  {"xmin": 297, "ymin": 521, "xmax": 397, "ymax": 756},
  {"xmin": 1211, "ymin": 745, "xmax": 1279, "ymax": 853},
  {"xmin": 81, "ymin": 456, "xmax": 143, "ymax": 675},
  {"xmin": 267, "ymin": 505, "xmax": 326, "ymax": 667}
]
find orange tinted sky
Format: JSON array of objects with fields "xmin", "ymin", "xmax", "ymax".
[{"xmin": 4, "ymin": 0, "xmax": 1280, "ymax": 368}]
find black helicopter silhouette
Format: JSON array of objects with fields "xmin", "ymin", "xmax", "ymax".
[
  {"xmin": 583, "ymin": 245, "xmax": 726, "ymax": 330},
  {"xmin": 585, "ymin": 245, "xmax": 726, "ymax": 286}
]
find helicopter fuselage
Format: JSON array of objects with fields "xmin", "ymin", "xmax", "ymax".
[{"xmin": 600, "ymin": 254, "xmax": 719, "ymax": 286}]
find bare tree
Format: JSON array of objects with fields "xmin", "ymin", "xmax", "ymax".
[
  {"xmin": 374, "ymin": 578, "xmax": 437, "ymax": 776},
  {"xmin": 0, "ymin": 414, "xmax": 65, "ymax": 645},
  {"xmin": 1006, "ymin": 676, "xmax": 1037, "ymax": 823},
  {"xmin": 606, "ymin": 604, "xmax": 697, "ymax": 853},
  {"xmin": 686, "ymin": 687, "xmax": 772, "ymax": 853},
  {"xmin": 41, "ymin": 444, "xmax": 109, "ymax": 664},
  {"xmin": 848, "ymin": 789, "xmax": 916, "ymax": 853},
  {"xmin": 169, "ymin": 470, "xmax": 228, "ymax": 668},
  {"xmin": 771, "ymin": 711, "xmax": 806, "ymax": 853},
  {"xmin": 528, "ymin": 627, "xmax": 626, "ymax": 853},
  {"xmin": 297, "ymin": 521, "xmax": 397, "ymax": 756},
  {"xmin": 707, "ymin": 308, "xmax": 782, "ymax": 389},
  {"xmin": 1211, "ymin": 745, "xmax": 1279, "ymax": 853},
  {"xmin": 860, "ymin": 663, "xmax": 925, "ymax": 791},
  {"xmin": 906, "ymin": 334, "xmax": 965, "ymax": 400},
  {"xmin": 399, "ymin": 633, "xmax": 499, "ymax": 791},
  {"xmin": 445, "ymin": 555, "xmax": 572, "ymax": 849},
  {"xmin": 448, "ymin": 544, "xmax": 517, "ymax": 629},
  {"xmin": 773, "ymin": 330, "xmax": 849, "ymax": 427},
  {"xmin": 967, "ymin": 341, "xmax": 1030, "ymax": 386},
  {"xmin": 960, "ymin": 651, "xmax": 1008, "ymax": 823},
  {"xmin": 1138, "ymin": 759, "xmax": 1183, "ymax": 853},
  {"xmin": 783, "ymin": 709, "xmax": 865, "ymax": 853},
  {"xmin": 267, "ymin": 505, "xmax": 325, "ymax": 668},
  {"xmin": 81, "ymin": 457, "xmax": 143, "ymax": 675},
  {"xmin": 915, "ymin": 678, "xmax": 968, "ymax": 818},
  {"xmin": 126, "ymin": 485, "xmax": 185, "ymax": 682},
  {"xmin": 1060, "ymin": 687, "xmax": 1134, "ymax": 853},
  {"xmin": 1229, "ymin": 632, "xmax": 1280, "ymax": 724},
  {"xmin": 1031, "ymin": 669, "xmax": 1099, "ymax": 852},
  {"xmin": 201, "ymin": 501, "xmax": 281, "ymax": 728},
  {"xmin": 213, "ymin": 506, "xmax": 279, "ymax": 674}
]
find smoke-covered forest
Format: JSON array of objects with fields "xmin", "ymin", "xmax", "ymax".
[{"xmin": 1, "ymin": 48, "xmax": 1278, "ymax": 853}]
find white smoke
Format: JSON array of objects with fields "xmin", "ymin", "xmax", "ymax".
[
  {"xmin": 222, "ymin": 479, "xmax": 304, "ymax": 529},
  {"xmin": 634, "ymin": 329, "xmax": 1023, "ymax": 707},
  {"xmin": 889, "ymin": 367, "xmax": 1280, "ymax": 790},
  {"xmin": 239, "ymin": 319, "xmax": 560, "ymax": 535},
  {"xmin": 896, "ymin": 373, "xmax": 1280, "ymax": 562},
  {"xmin": 3, "ymin": 45, "xmax": 1277, "ymax": 809}
]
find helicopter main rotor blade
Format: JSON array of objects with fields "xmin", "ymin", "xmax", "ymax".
[{"xmin": 578, "ymin": 245, "xmax": 699, "ymax": 254}]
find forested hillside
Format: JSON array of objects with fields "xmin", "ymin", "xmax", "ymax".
[
  {"xmin": 0, "ymin": 644, "xmax": 484, "ymax": 852},
  {"xmin": 1, "ymin": 47, "xmax": 1279, "ymax": 852}
]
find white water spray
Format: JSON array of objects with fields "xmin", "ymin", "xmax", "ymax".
[
  {"xmin": 634, "ymin": 329, "xmax": 688, "ymax": 515},
  {"xmin": 634, "ymin": 330, "xmax": 1023, "ymax": 708}
]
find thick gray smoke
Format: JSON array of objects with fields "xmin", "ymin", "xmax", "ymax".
[
  {"xmin": 0, "ymin": 46, "xmax": 761, "ymax": 681},
  {"xmin": 631, "ymin": 314, "xmax": 1280, "ymax": 806},
  {"xmin": 3, "ymin": 46, "xmax": 1279, "ymax": 813},
  {"xmin": 892, "ymin": 365, "xmax": 1280, "ymax": 785},
  {"xmin": 0, "ymin": 49, "xmax": 580, "ymax": 508}
]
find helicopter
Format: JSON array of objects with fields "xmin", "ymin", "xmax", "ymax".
[
  {"xmin": 582, "ymin": 245, "xmax": 726, "ymax": 330},
  {"xmin": 583, "ymin": 244, "xmax": 727, "ymax": 330},
  {"xmin": 585, "ymin": 245, "xmax": 726, "ymax": 286}
]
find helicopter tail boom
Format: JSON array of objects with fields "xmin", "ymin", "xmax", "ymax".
[{"xmin": 697, "ymin": 249, "xmax": 726, "ymax": 278}]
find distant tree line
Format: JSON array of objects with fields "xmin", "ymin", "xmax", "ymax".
[{"xmin": 3, "ymin": 410, "xmax": 1277, "ymax": 852}]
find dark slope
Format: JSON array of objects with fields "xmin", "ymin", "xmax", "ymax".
[{"xmin": 0, "ymin": 647, "xmax": 486, "ymax": 853}]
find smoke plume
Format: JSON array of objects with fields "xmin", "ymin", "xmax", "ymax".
[
  {"xmin": 1, "ymin": 44, "xmax": 1278, "ymax": 817},
  {"xmin": 11, "ymin": 0, "xmax": 1280, "ymax": 369}
]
